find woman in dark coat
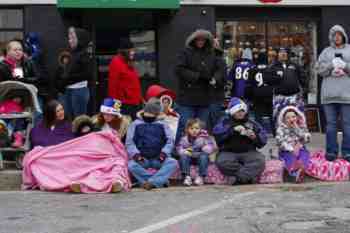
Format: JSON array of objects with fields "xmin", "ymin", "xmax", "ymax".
[
  {"xmin": 57, "ymin": 27, "xmax": 93, "ymax": 118},
  {"xmin": 174, "ymin": 29, "xmax": 224, "ymax": 141}
]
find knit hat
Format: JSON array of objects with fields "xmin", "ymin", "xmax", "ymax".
[
  {"xmin": 119, "ymin": 37, "xmax": 134, "ymax": 50},
  {"xmin": 144, "ymin": 85, "xmax": 176, "ymax": 102},
  {"xmin": 143, "ymin": 97, "xmax": 162, "ymax": 115},
  {"xmin": 100, "ymin": 98, "xmax": 122, "ymax": 117},
  {"xmin": 226, "ymin": 97, "xmax": 248, "ymax": 116}
]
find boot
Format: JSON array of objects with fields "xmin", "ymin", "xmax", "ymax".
[{"xmin": 12, "ymin": 131, "xmax": 24, "ymax": 148}]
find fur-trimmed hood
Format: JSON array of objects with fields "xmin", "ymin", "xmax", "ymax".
[
  {"xmin": 72, "ymin": 115, "xmax": 94, "ymax": 134},
  {"xmin": 185, "ymin": 29, "xmax": 214, "ymax": 50},
  {"xmin": 277, "ymin": 105, "xmax": 306, "ymax": 128},
  {"xmin": 329, "ymin": 25, "xmax": 349, "ymax": 48}
]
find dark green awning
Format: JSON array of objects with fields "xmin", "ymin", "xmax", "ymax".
[{"xmin": 57, "ymin": 0, "xmax": 180, "ymax": 9}]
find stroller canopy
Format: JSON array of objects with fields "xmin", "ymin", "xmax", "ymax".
[{"xmin": 0, "ymin": 81, "xmax": 42, "ymax": 113}]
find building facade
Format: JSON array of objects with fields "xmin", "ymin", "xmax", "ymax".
[{"xmin": 1, "ymin": 0, "xmax": 350, "ymax": 120}]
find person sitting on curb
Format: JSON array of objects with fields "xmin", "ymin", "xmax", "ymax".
[
  {"xmin": 93, "ymin": 98, "xmax": 131, "ymax": 141},
  {"xmin": 213, "ymin": 97, "xmax": 267, "ymax": 185},
  {"xmin": 126, "ymin": 98, "xmax": 178, "ymax": 190},
  {"xmin": 144, "ymin": 84, "xmax": 179, "ymax": 140},
  {"xmin": 276, "ymin": 105, "xmax": 311, "ymax": 183},
  {"xmin": 176, "ymin": 118, "xmax": 218, "ymax": 186}
]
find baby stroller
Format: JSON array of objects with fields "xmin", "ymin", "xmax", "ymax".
[{"xmin": 0, "ymin": 81, "xmax": 41, "ymax": 169}]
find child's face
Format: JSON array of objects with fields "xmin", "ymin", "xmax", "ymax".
[
  {"xmin": 103, "ymin": 113, "xmax": 115, "ymax": 123},
  {"xmin": 161, "ymin": 97, "xmax": 170, "ymax": 110},
  {"xmin": 285, "ymin": 111, "xmax": 297, "ymax": 127},
  {"xmin": 233, "ymin": 110, "xmax": 246, "ymax": 120},
  {"xmin": 187, "ymin": 123, "xmax": 201, "ymax": 137}
]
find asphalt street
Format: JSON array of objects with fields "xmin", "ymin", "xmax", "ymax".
[{"xmin": 1, "ymin": 182, "xmax": 350, "ymax": 233}]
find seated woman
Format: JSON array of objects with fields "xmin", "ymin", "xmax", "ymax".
[
  {"xmin": 93, "ymin": 98, "xmax": 131, "ymax": 140},
  {"xmin": 213, "ymin": 97, "xmax": 267, "ymax": 185},
  {"xmin": 30, "ymin": 100, "xmax": 74, "ymax": 148}
]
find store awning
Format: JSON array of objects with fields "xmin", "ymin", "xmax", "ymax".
[{"xmin": 57, "ymin": 0, "xmax": 180, "ymax": 9}]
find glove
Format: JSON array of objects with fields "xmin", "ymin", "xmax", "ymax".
[
  {"xmin": 209, "ymin": 77, "xmax": 217, "ymax": 87},
  {"xmin": 133, "ymin": 154, "xmax": 144, "ymax": 162},
  {"xmin": 159, "ymin": 152, "xmax": 167, "ymax": 162},
  {"xmin": 234, "ymin": 125, "xmax": 247, "ymax": 136},
  {"xmin": 332, "ymin": 57, "xmax": 346, "ymax": 70}
]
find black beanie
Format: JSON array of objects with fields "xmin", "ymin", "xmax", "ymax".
[{"xmin": 119, "ymin": 38, "xmax": 134, "ymax": 50}]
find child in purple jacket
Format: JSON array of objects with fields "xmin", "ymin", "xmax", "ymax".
[{"xmin": 177, "ymin": 118, "xmax": 218, "ymax": 186}]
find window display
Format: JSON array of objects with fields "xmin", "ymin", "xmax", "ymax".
[{"xmin": 216, "ymin": 21, "xmax": 317, "ymax": 104}]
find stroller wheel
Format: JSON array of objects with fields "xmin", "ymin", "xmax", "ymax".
[{"xmin": 15, "ymin": 153, "xmax": 24, "ymax": 170}]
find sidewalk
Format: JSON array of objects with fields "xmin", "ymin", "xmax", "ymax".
[{"xmin": 0, "ymin": 133, "xmax": 327, "ymax": 191}]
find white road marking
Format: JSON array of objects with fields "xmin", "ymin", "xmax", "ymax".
[{"xmin": 128, "ymin": 192, "xmax": 256, "ymax": 233}]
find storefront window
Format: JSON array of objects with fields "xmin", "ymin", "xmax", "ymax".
[
  {"xmin": 0, "ymin": 9, "xmax": 24, "ymax": 55},
  {"xmin": 216, "ymin": 21, "xmax": 318, "ymax": 104}
]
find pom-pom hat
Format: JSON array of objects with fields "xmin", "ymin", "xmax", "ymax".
[
  {"xmin": 100, "ymin": 98, "xmax": 122, "ymax": 117},
  {"xmin": 226, "ymin": 97, "xmax": 248, "ymax": 116}
]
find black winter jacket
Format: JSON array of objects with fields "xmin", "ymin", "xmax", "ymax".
[
  {"xmin": 0, "ymin": 59, "xmax": 46, "ymax": 95},
  {"xmin": 270, "ymin": 61, "xmax": 306, "ymax": 96},
  {"xmin": 246, "ymin": 64, "xmax": 282, "ymax": 105},
  {"xmin": 57, "ymin": 28, "xmax": 93, "ymax": 89},
  {"xmin": 208, "ymin": 48, "xmax": 226, "ymax": 104},
  {"xmin": 175, "ymin": 30, "xmax": 224, "ymax": 106}
]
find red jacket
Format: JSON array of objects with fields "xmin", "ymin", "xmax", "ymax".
[{"xmin": 108, "ymin": 55, "xmax": 142, "ymax": 105}]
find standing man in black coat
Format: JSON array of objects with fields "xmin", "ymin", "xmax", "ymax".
[{"xmin": 175, "ymin": 29, "xmax": 224, "ymax": 141}]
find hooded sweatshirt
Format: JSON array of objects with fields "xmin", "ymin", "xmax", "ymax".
[
  {"xmin": 317, "ymin": 25, "xmax": 350, "ymax": 104},
  {"xmin": 276, "ymin": 105, "xmax": 311, "ymax": 152},
  {"xmin": 175, "ymin": 30, "xmax": 223, "ymax": 106},
  {"xmin": 63, "ymin": 27, "xmax": 93, "ymax": 89}
]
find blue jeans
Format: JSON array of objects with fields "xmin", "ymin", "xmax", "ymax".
[
  {"xmin": 60, "ymin": 87, "xmax": 90, "ymax": 118},
  {"xmin": 34, "ymin": 96, "xmax": 44, "ymax": 126},
  {"xmin": 208, "ymin": 103, "xmax": 225, "ymax": 132},
  {"xmin": 180, "ymin": 153, "xmax": 209, "ymax": 177},
  {"xmin": 128, "ymin": 157, "xmax": 178, "ymax": 188},
  {"xmin": 323, "ymin": 104, "xmax": 350, "ymax": 159},
  {"xmin": 176, "ymin": 104, "xmax": 210, "ymax": 143}
]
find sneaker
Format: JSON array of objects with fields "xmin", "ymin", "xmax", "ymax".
[
  {"xmin": 70, "ymin": 183, "xmax": 81, "ymax": 193},
  {"xmin": 183, "ymin": 176, "xmax": 192, "ymax": 186},
  {"xmin": 111, "ymin": 181, "xmax": 123, "ymax": 193},
  {"xmin": 227, "ymin": 176, "xmax": 237, "ymax": 185},
  {"xmin": 142, "ymin": 181, "xmax": 155, "ymax": 191},
  {"xmin": 194, "ymin": 176, "xmax": 204, "ymax": 186}
]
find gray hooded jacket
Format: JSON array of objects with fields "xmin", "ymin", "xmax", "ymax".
[{"xmin": 317, "ymin": 25, "xmax": 350, "ymax": 104}]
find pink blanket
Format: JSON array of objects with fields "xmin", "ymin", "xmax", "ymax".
[{"xmin": 22, "ymin": 131, "xmax": 131, "ymax": 193}]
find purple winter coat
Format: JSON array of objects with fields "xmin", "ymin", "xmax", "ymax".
[
  {"xmin": 176, "ymin": 129, "xmax": 218, "ymax": 157},
  {"xmin": 30, "ymin": 120, "xmax": 74, "ymax": 148}
]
